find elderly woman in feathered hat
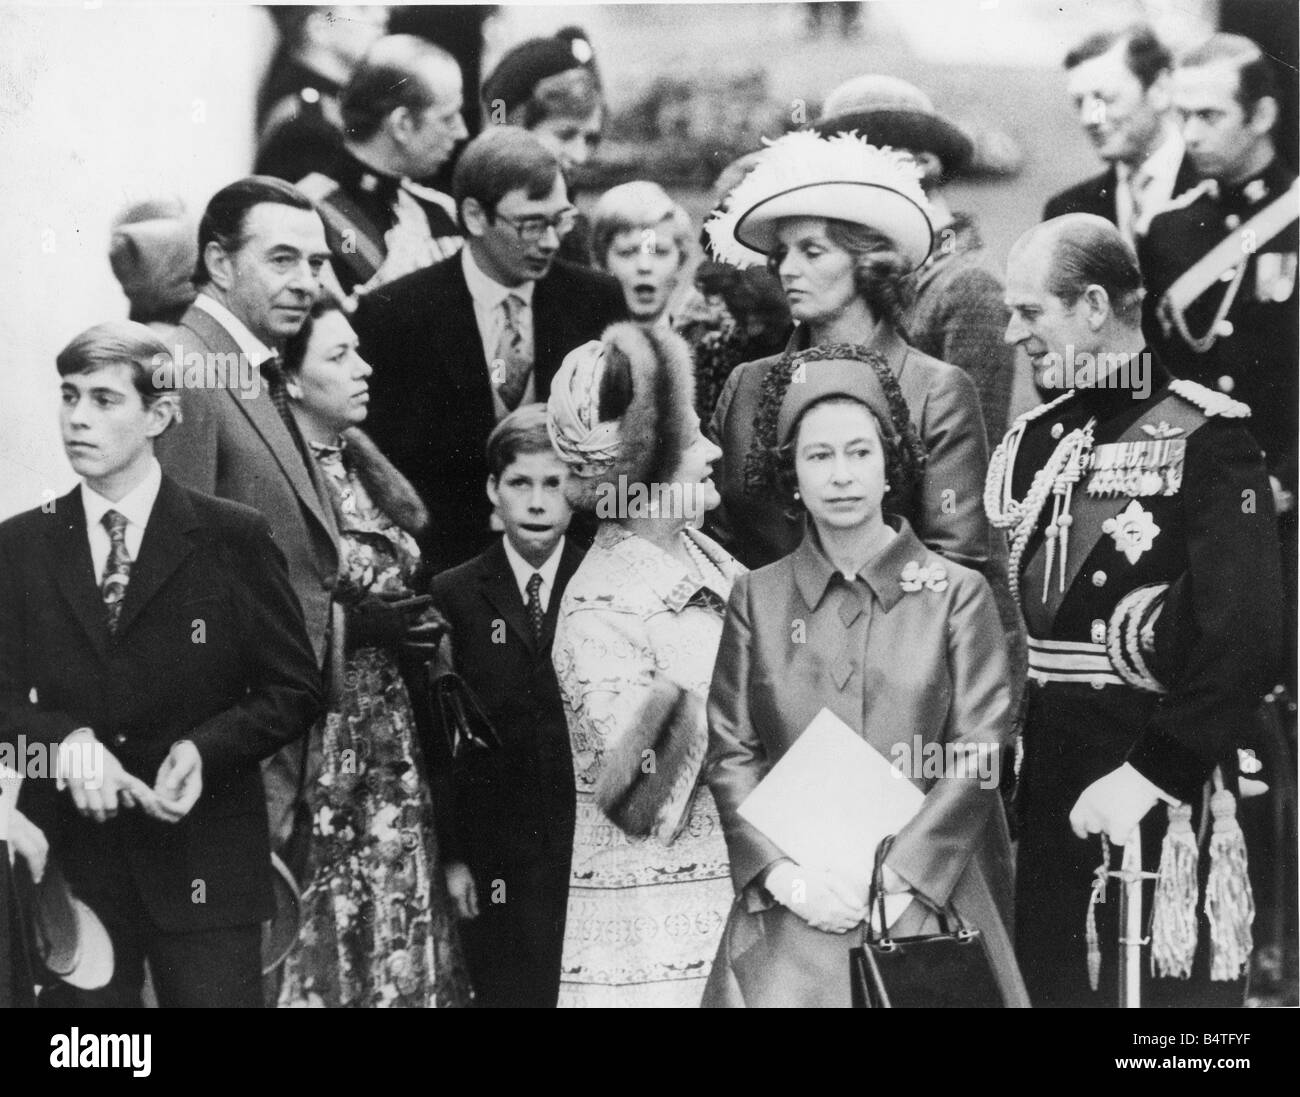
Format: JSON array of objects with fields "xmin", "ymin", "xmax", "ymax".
[
  {"xmin": 546, "ymin": 323, "xmax": 740, "ymax": 1007},
  {"xmin": 702, "ymin": 354, "xmax": 1029, "ymax": 1008},
  {"xmin": 704, "ymin": 131, "xmax": 992, "ymax": 577}
]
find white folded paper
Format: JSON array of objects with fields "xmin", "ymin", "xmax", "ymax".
[{"xmin": 738, "ymin": 707, "xmax": 923, "ymax": 924}]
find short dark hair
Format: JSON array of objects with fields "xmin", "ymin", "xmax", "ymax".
[
  {"xmin": 281, "ymin": 297, "xmax": 346, "ymax": 378},
  {"xmin": 1179, "ymin": 33, "xmax": 1279, "ymax": 121},
  {"xmin": 193, "ymin": 176, "xmax": 315, "ymax": 286},
  {"xmin": 341, "ymin": 35, "xmax": 460, "ymax": 143},
  {"xmin": 57, "ymin": 320, "xmax": 175, "ymax": 407},
  {"xmin": 1064, "ymin": 24, "xmax": 1172, "ymax": 89},
  {"xmin": 1031, "ymin": 215, "xmax": 1145, "ymax": 326},
  {"xmin": 452, "ymin": 126, "xmax": 561, "ymax": 231},
  {"xmin": 485, "ymin": 403, "xmax": 557, "ymax": 479}
]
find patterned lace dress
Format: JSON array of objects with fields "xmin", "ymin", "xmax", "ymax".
[
  {"xmin": 278, "ymin": 441, "xmax": 471, "ymax": 1008},
  {"xmin": 552, "ymin": 523, "xmax": 741, "ymax": 1007}
]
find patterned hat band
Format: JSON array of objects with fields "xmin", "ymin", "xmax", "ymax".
[{"xmin": 547, "ymin": 339, "xmax": 623, "ymax": 478}]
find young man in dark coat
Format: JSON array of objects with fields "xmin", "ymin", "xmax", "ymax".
[
  {"xmin": 352, "ymin": 126, "xmax": 626, "ymax": 573},
  {"xmin": 427, "ymin": 405, "xmax": 582, "ymax": 1008},
  {"xmin": 0, "ymin": 322, "xmax": 322, "ymax": 1006}
]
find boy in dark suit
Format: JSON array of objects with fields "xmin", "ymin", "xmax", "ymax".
[
  {"xmin": 429, "ymin": 405, "xmax": 582, "ymax": 1008},
  {"xmin": 0, "ymin": 321, "xmax": 322, "ymax": 1007}
]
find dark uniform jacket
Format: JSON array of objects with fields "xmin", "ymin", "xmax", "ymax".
[
  {"xmin": 1043, "ymin": 154, "xmax": 1201, "ymax": 225},
  {"xmin": 999, "ymin": 367, "xmax": 1283, "ymax": 1005},
  {"xmin": 297, "ymin": 146, "xmax": 463, "ymax": 294},
  {"xmin": 254, "ymin": 56, "xmax": 345, "ymax": 184},
  {"xmin": 0, "ymin": 479, "xmax": 322, "ymax": 933},
  {"xmin": 1139, "ymin": 156, "xmax": 1299, "ymax": 493},
  {"xmin": 353, "ymin": 254, "xmax": 626, "ymax": 572}
]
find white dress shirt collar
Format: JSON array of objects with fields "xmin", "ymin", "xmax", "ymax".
[
  {"xmin": 81, "ymin": 457, "xmax": 163, "ymax": 578},
  {"xmin": 1117, "ymin": 124, "xmax": 1186, "ymax": 236},
  {"xmin": 193, "ymin": 292, "xmax": 277, "ymax": 366},
  {"xmin": 461, "ymin": 245, "xmax": 535, "ymax": 309},
  {"xmin": 502, "ymin": 535, "xmax": 565, "ymax": 612}
]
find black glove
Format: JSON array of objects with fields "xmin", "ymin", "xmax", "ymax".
[{"xmin": 346, "ymin": 593, "xmax": 433, "ymax": 653}]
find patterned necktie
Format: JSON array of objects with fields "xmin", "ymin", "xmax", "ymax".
[
  {"xmin": 100, "ymin": 509, "xmax": 132, "ymax": 634},
  {"xmin": 261, "ymin": 354, "xmax": 312, "ymax": 466},
  {"xmin": 493, "ymin": 294, "xmax": 533, "ymax": 413},
  {"xmin": 525, "ymin": 572, "xmax": 545, "ymax": 640}
]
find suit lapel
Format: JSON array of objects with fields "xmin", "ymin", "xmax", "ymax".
[
  {"xmin": 531, "ymin": 268, "xmax": 569, "ymax": 399},
  {"xmin": 433, "ymin": 261, "xmax": 496, "ymax": 424},
  {"xmin": 113, "ymin": 477, "xmax": 199, "ymax": 637},
  {"xmin": 45, "ymin": 489, "xmax": 111, "ymax": 659},
  {"xmin": 182, "ymin": 308, "xmax": 338, "ymax": 542},
  {"xmin": 478, "ymin": 541, "xmax": 537, "ymax": 653},
  {"xmin": 538, "ymin": 539, "xmax": 583, "ymax": 650}
]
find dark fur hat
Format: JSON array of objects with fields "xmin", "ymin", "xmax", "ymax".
[{"xmin": 548, "ymin": 322, "xmax": 696, "ymax": 512}]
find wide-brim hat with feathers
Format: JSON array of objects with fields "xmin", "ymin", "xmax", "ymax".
[
  {"xmin": 547, "ymin": 323, "xmax": 696, "ymax": 512},
  {"xmin": 705, "ymin": 131, "xmax": 934, "ymax": 272}
]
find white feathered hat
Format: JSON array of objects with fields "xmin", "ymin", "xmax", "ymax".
[{"xmin": 705, "ymin": 130, "xmax": 934, "ymax": 271}]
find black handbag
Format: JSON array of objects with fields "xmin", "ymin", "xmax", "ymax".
[
  {"xmin": 433, "ymin": 671, "xmax": 502, "ymax": 759},
  {"xmin": 850, "ymin": 836, "xmax": 1005, "ymax": 1008}
]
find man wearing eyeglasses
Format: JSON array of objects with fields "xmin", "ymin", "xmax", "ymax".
[{"xmin": 354, "ymin": 126, "xmax": 626, "ymax": 572}]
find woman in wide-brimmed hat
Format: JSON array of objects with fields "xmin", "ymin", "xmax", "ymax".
[
  {"xmin": 546, "ymin": 323, "xmax": 740, "ymax": 1007},
  {"xmin": 702, "ymin": 353, "xmax": 1028, "ymax": 1008},
  {"xmin": 813, "ymin": 74, "xmax": 1014, "ymax": 442},
  {"xmin": 704, "ymin": 130, "xmax": 992, "ymax": 577}
]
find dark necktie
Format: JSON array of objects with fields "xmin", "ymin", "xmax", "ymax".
[
  {"xmin": 525, "ymin": 572, "xmax": 545, "ymax": 640},
  {"xmin": 100, "ymin": 509, "xmax": 132, "ymax": 634},
  {"xmin": 261, "ymin": 354, "xmax": 312, "ymax": 467}
]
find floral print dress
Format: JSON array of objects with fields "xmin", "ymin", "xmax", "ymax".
[{"xmin": 278, "ymin": 441, "xmax": 471, "ymax": 1008}]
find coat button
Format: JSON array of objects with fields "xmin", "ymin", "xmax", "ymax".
[
  {"xmin": 1091, "ymin": 619, "xmax": 1107, "ymax": 644},
  {"xmin": 1217, "ymin": 375, "xmax": 1235, "ymax": 393},
  {"xmin": 1050, "ymin": 422, "xmax": 1064, "ymax": 439},
  {"xmin": 1225, "ymin": 214, "xmax": 1242, "ymax": 230},
  {"xmin": 1091, "ymin": 570, "xmax": 1107, "ymax": 587},
  {"xmin": 1091, "ymin": 680, "xmax": 1106, "ymax": 690},
  {"xmin": 113, "ymin": 733, "xmax": 127, "ymax": 746}
]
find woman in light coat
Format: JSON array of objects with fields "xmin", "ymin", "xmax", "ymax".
[
  {"xmin": 703, "ymin": 353, "xmax": 1029, "ymax": 1008},
  {"xmin": 547, "ymin": 323, "xmax": 740, "ymax": 1007}
]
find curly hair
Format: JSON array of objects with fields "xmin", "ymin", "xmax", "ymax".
[
  {"xmin": 768, "ymin": 220, "xmax": 916, "ymax": 337},
  {"xmin": 743, "ymin": 343, "xmax": 925, "ymax": 520}
]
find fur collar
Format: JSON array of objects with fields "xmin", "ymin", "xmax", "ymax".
[{"xmin": 338, "ymin": 427, "xmax": 429, "ymax": 538}]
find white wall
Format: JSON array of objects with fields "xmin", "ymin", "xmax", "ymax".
[{"xmin": 0, "ymin": 1, "xmax": 276, "ymax": 519}]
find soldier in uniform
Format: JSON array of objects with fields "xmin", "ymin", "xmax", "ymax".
[
  {"xmin": 992, "ymin": 214, "xmax": 1283, "ymax": 1007},
  {"xmin": 297, "ymin": 36, "xmax": 469, "ymax": 300},
  {"xmin": 1139, "ymin": 33, "xmax": 1297, "ymax": 689},
  {"xmin": 254, "ymin": 5, "xmax": 390, "ymax": 184}
]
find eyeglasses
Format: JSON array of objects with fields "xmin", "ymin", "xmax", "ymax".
[{"xmin": 492, "ymin": 207, "xmax": 579, "ymax": 244}]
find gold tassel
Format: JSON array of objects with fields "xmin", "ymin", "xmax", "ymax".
[
  {"xmin": 1205, "ymin": 787, "xmax": 1255, "ymax": 981},
  {"xmin": 1085, "ymin": 836, "xmax": 1110, "ymax": 991},
  {"xmin": 1150, "ymin": 802, "xmax": 1198, "ymax": 978}
]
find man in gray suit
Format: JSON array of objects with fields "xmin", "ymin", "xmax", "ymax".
[{"xmin": 156, "ymin": 176, "xmax": 337, "ymax": 851}]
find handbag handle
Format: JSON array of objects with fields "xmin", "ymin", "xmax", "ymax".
[{"xmin": 866, "ymin": 835, "xmax": 971, "ymax": 947}]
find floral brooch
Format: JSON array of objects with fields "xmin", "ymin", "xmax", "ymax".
[{"xmin": 900, "ymin": 561, "xmax": 949, "ymax": 593}]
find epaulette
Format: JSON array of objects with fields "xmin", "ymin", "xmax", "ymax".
[
  {"xmin": 401, "ymin": 179, "xmax": 457, "ymax": 219},
  {"xmin": 1168, "ymin": 378, "xmax": 1251, "ymax": 419}
]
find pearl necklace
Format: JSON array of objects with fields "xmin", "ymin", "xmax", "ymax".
[{"xmin": 683, "ymin": 533, "xmax": 724, "ymax": 588}]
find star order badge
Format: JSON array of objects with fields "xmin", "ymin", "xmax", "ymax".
[{"xmin": 1101, "ymin": 500, "xmax": 1161, "ymax": 564}]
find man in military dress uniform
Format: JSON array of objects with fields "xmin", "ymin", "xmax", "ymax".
[
  {"xmin": 992, "ymin": 214, "xmax": 1283, "ymax": 1007},
  {"xmin": 254, "ymin": 5, "xmax": 390, "ymax": 184},
  {"xmin": 1139, "ymin": 33, "xmax": 1297, "ymax": 688},
  {"xmin": 296, "ymin": 35, "xmax": 468, "ymax": 299}
]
